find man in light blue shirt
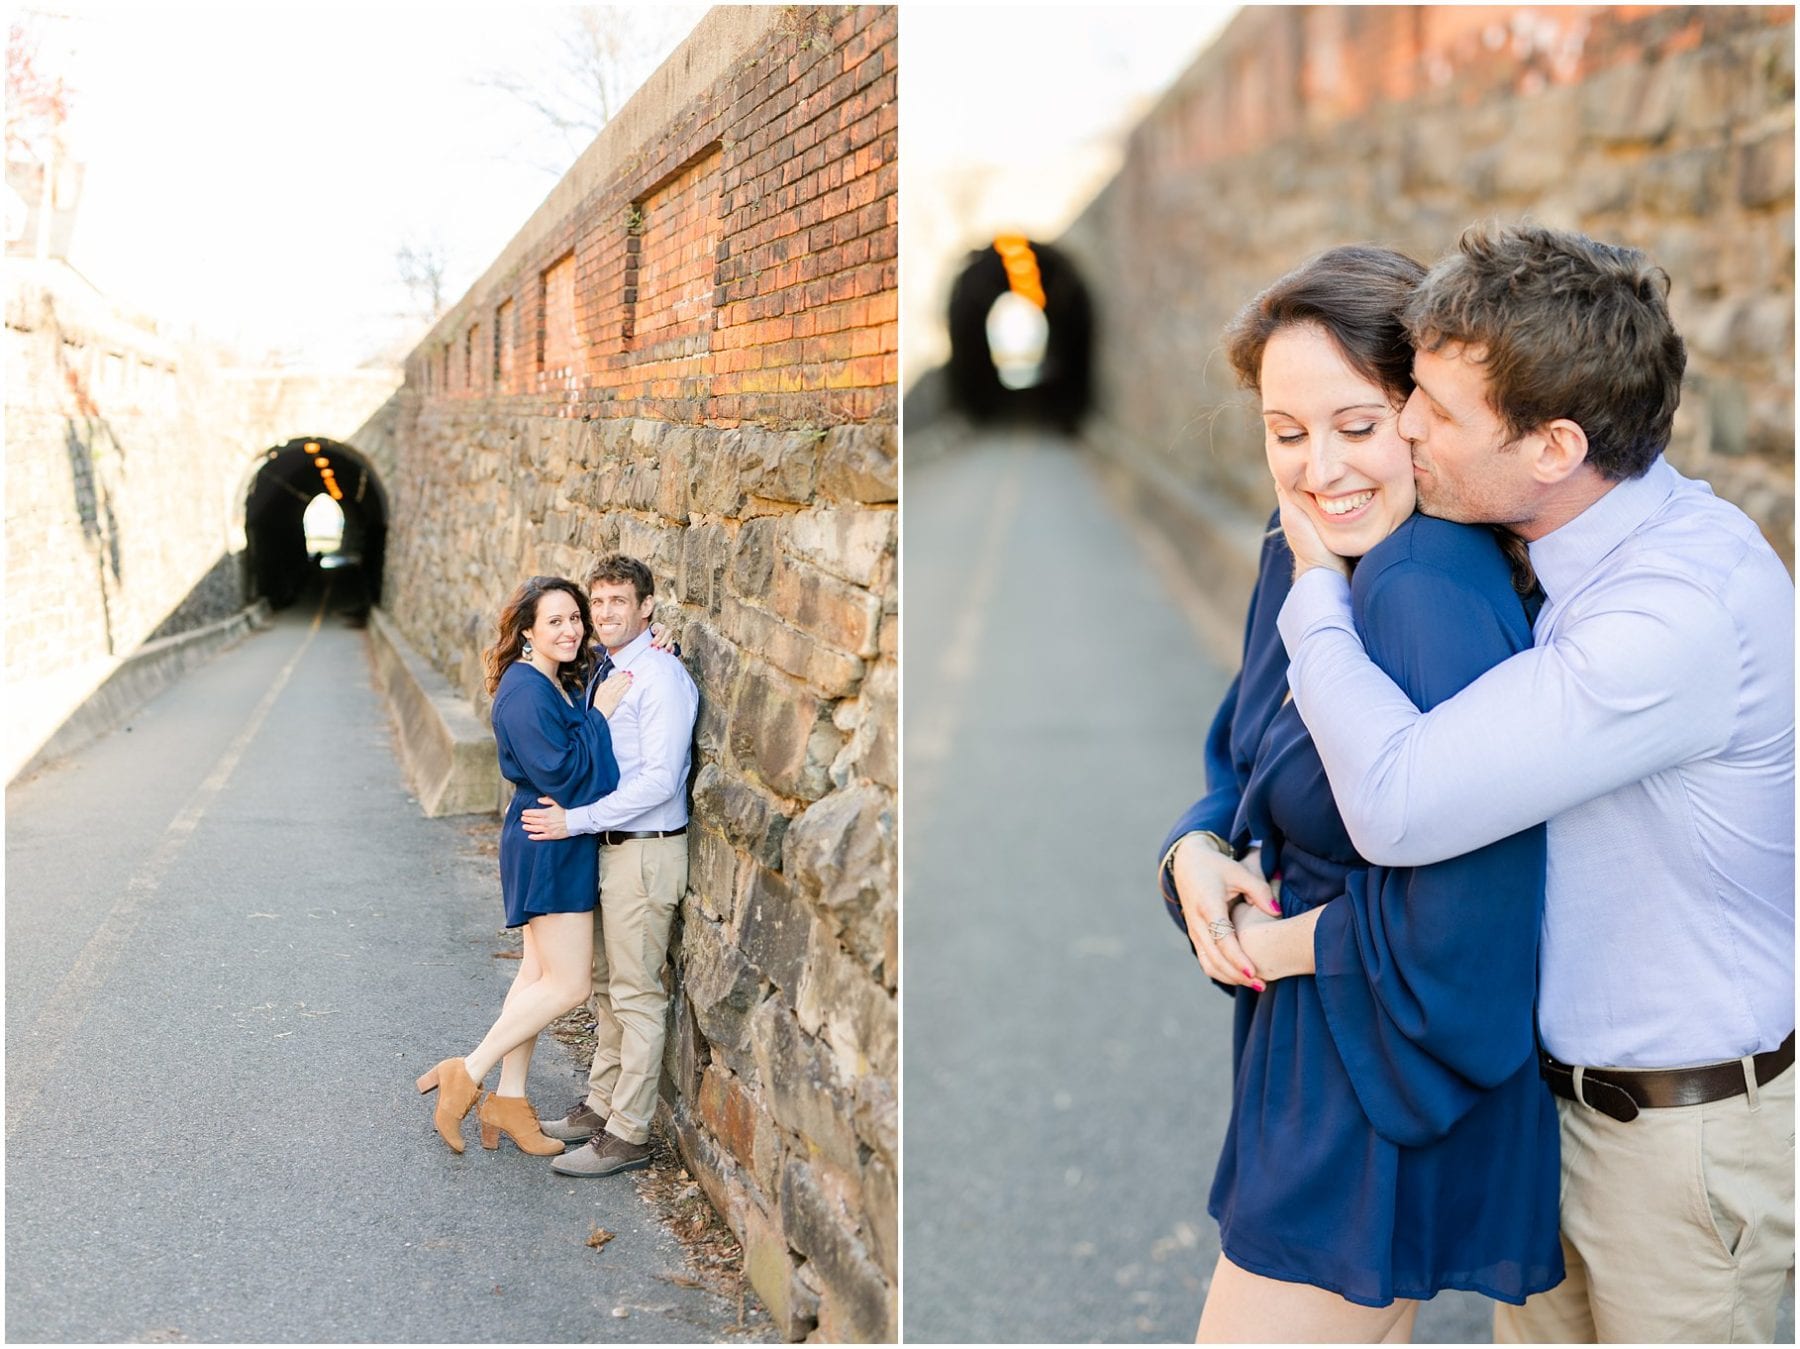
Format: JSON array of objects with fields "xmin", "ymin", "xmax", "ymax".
[
  {"xmin": 519, "ymin": 554, "xmax": 698, "ymax": 1178},
  {"xmin": 1271, "ymin": 225, "xmax": 1793, "ymax": 1342}
]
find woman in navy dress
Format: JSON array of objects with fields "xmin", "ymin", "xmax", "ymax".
[
  {"xmin": 1158, "ymin": 247, "xmax": 1562, "ymax": 1340},
  {"xmin": 417, "ymin": 575, "xmax": 631, "ymax": 1157}
]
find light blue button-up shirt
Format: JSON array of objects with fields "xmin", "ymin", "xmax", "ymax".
[
  {"xmin": 1277, "ymin": 459, "xmax": 1794, "ymax": 1069},
  {"xmin": 565, "ymin": 627, "xmax": 698, "ymax": 836}
]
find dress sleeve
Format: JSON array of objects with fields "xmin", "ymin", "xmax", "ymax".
[
  {"xmin": 494, "ymin": 677, "xmax": 621, "ymax": 806},
  {"xmin": 1159, "ymin": 521, "xmax": 1291, "ymax": 940},
  {"xmin": 1311, "ymin": 558, "xmax": 1547, "ymax": 1148}
]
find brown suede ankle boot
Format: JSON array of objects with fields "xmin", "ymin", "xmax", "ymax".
[
  {"xmin": 416, "ymin": 1057, "xmax": 482, "ymax": 1154},
  {"xmin": 478, "ymin": 1093, "xmax": 565, "ymax": 1155}
]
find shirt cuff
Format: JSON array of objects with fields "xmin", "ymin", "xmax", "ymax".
[
  {"xmin": 563, "ymin": 803, "xmax": 600, "ymax": 836},
  {"xmin": 1276, "ymin": 566, "xmax": 1354, "ymax": 658}
]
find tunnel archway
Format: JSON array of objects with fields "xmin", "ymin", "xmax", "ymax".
[
  {"xmin": 242, "ymin": 437, "xmax": 388, "ymax": 617},
  {"xmin": 947, "ymin": 236, "xmax": 1094, "ymax": 432}
]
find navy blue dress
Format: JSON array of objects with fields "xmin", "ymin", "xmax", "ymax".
[
  {"xmin": 490, "ymin": 661, "xmax": 620, "ymax": 929},
  {"xmin": 1160, "ymin": 513, "xmax": 1562, "ymax": 1308}
]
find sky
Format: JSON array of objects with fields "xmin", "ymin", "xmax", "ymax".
[
  {"xmin": 23, "ymin": 4, "xmax": 703, "ymax": 368},
  {"xmin": 901, "ymin": 4, "xmax": 1239, "ymax": 380},
  {"xmin": 24, "ymin": 4, "xmax": 1237, "ymax": 373}
]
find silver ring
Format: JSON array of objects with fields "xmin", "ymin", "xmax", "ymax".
[{"xmin": 1206, "ymin": 918, "xmax": 1234, "ymax": 943}]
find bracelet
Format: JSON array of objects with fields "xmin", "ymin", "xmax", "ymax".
[{"xmin": 1160, "ymin": 829, "xmax": 1234, "ymax": 886}]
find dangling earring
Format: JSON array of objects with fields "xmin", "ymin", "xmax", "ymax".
[{"xmin": 521, "ymin": 638, "xmax": 534, "ymax": 659}]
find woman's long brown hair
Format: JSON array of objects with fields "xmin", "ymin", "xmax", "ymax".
[{"xmin": 482, "ymin": 576, "xmax": 596, "ymax": 696}]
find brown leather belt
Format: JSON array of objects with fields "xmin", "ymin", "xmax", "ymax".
[
  {"xmin": 599, "ymin": 827, "xmax": 686, "ymax": 846},
  {"xmin": 1541, "ymin": 1031, "xmax": 1795, "ymax": 1123}
]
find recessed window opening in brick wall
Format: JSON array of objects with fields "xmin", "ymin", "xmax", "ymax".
[
  {"xmin": 539, "ymin": 251, "xmax": 578, "ymax": 392},
  {"xmin": 622, "ymin": 144, "xmax": 722, "ymax": 400},
  {"xmin": 465, "ymin": 324, "xmax": 479, "ymax": 394},
  {"xmin": 494, "ymin": 298, "xmax": 514, "ymax": 389}
]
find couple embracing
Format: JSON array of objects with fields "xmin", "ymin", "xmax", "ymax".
[
  {"xmin": 1162, "ymin": 224, "xmax": 1794, "ymax": 1342},
  {"xmin": 418, "ymin": 554, "xmax": 699, "ymax": 1179}
]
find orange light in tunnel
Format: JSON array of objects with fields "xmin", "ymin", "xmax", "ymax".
[
  {"xmin": 325, "ymin": 480, "xmax": 344, "ymax": 501},
  {"xmin": 314, "ymin": 456, "xmax": 330, "ymax": 468},
  {"xmin": 304, "ymin": 442, "xmax": 320, "ymax": 454},
  {"xmin": 992, "ymin": 234, "xmax": 1046, "ymax": 310}
]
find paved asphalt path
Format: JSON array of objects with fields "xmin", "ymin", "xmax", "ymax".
[
  {"xmin": 6, "ymin": 585, "xmax": 765, "ymax": 1343},
  {"xmin": 903, "ymin": 431, "xmax": 1500, "ymax": 1343}
]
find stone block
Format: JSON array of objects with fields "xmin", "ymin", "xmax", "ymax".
[
  {"xmin": 796, "ymin": 919, "xmax": 897, "ymax": 1081},
  {"xmin": 692, "ymin": 761, "xmax": 791, "ymax": 870},
  {"xmin": 617, "ymin": 458, "xmax": 662, "ymax": 512},
  {"xmin": 743, "ymin": 1200, "xmax": 818, "ymax": 1342},
  {"xmin": 729, "ymin": 514, "xmax": 781, "ymax": 598},
  {"xmin": 783, "ymin": 507, "xmax": 894, "ymax": 588},
  {"xmin": 1491, "ymin": 87, "xmax": 1578, "ymax": 197},
  {"xmin": 679, "ymin": 902, "xmax": 763, "ymax": 1077},
  {"xmin": 1676, "ymin": 47, "xmax": 1742, "ymax": 137},
  {"xmin": 653, "ymin": 426, "xmax": 697, "ymax": 523},
  {"xmin": 778, "ymin": 1158, "xmax": 894, "ymax": 1343},
  {"xmin": 749, "ymin": 998, "xmax": 862, "ymax": 1175},
  {"xmin": 768, "ymin": 553, "xmax": 883, "ymax": 658},
  {"xmin": 615, "ymin": 517, "xmax": 680, "ymax": 579},
  {"xmin": 782, "ymin": 783, "xmax": 894, "ymax": 972},
  {"xmin": 860, "ymin": 1152, "xmax": 897, "ymax": 1282},
  {"xmin": 717, "ymin": 594, "xmax": 867, "ymax": 698},
  {"xmin": 667, "ymin": 1102, "xmax": 748, "ymax": 1239},
  {"xmin": 1581, "ymin": 58, "xmax": 1679, "ymax": 144},
  {"xmin": 679, "ymin": 521, "xmax": 732, "ymax": 609},
  {"xmin": 1737, "ymin": 130, "xmax": 1794, "ymax": 210},
  {"xmin": 1706, "ymin": 376, "xmax": 1751, "ymax": 458},
  {"xmin": 687, "ymin": 820, "xmax": 742, "ymax": 923},
  {"xmin": 680, "ymin": 621, "xmax": 742, "ymax": 759},
  {"xmin": 829, "ymin": 658, "xmax": 896, "ymax": 791},
  {"xmin": 1637, "ymin": 147, "xmax": 1723, "ymax": 218},
  {"xmin": 730, "ymin": 660, "xmax": 843, "ymax": 802},
  {"xmin": 850, "ymin": 1072, "xmax": 897, "ymax": 1164},
  {"xmin": 697, "ymin": 1063, "xmax": 764, "ymax": 1177},
  {"xmin": 817, "ymin": 422, "xmax": 896, "ymax": 504},
  {"xmin": 737, "ymin": 864, "xmax": 811, "ymax": 999},
  {"xmin": 693, "ymin": 429, "xmax": 747, "ymax": 515},
  {"xmin": 738, "ymin": 427, "xmax": 820, "ymax": 503}
]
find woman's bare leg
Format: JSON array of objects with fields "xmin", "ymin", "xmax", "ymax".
[
  {"xmin": 495, "ymin": 925, "xmax": 544, "ymax": 1096},
  {"xmin": 1381, "ymin": 1304, "xmax": 1420, "ymax": 1343},
  {"xmin": 1196, "ymin": 1253, "xmax": 1416, "ymax": 1343},
  {"xmin": 463, "ymin": 911, "xmax": 592, "ymax": 1084}
]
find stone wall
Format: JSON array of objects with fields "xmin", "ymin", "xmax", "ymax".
[
  {"xmin": 3, "ymin": 258, "xmax": 404, "ymax": 780},
  {"xmin": 357, "ymin": 7, "xmax": 897, "ymax": 1340},
  {"xmin": 1064, "ymin": 4, "xmax": 1794, "ymax": 578}
]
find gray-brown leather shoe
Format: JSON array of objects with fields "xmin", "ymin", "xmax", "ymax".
[
  {"xmin": 549, "ymin": 1131, "xmax": 652, "ymax": 1177},
  {"xmin": 540, "ymin": 1100, "xmax": 607, "ymax": 1143}
]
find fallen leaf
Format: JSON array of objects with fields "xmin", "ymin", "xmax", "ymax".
[
  {"xmin": 586, "ymin": 1226, "xmax": 616, "ymax": 1250},
  {"xmin": 493, "ymin": 951, "xmax": 523, "ymax": 960}
]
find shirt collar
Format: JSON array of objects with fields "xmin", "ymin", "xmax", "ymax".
[
  {"xmin": 604, "ymin": 626, "xmax": 656, "ymax": 669},
  {"xmin": 1527, "ymin": 457, "xmax": 1677, "ymax": 603}
]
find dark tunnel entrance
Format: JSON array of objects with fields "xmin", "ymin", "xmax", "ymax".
[
  {"xmin": 946, "ymin": 236, "xmax": 1093, "ymax": 432},
  {"xmin": 244, "ymin": 437, "xmax": 387, "ymax": 619}
]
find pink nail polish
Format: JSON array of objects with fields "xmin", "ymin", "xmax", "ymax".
[
  {"xmin": 1241, "ymin": 967, "xmax": 1255, "ymax": 978},
  {"xmin": 1271, "ymin": 897, "xmax": 1282, "ymax": 913},
  {"xmin": 1253, "ymin": 981, "xmax": 1267, "ymax": 993}
]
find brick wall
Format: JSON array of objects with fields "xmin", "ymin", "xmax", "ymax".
[
  {"xmin": 358, "ymin": 7, "xmax": 897, "ymax": 1339},
  {"xmin": 1065, "ymin": 4, "xmax": 1794, "ymax": 580}
]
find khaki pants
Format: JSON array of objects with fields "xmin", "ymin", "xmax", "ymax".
[
  {"xmin": 583, "ymin": 835, "xmax": 687, "ymax": 1146},
  {"xmin": 1495, "ymin": 1061, "xmax": 1795, "ymax": 1343}
]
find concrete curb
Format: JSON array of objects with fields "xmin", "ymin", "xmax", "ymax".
[
  {"xmin": 13, "ymin": 601, "xmax": 274, "ymax": 783},
  {"xmin": 366, "ymin": 607, "xmax": 499, "ymax": 818}
]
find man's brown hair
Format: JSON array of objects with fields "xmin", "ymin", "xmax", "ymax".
[
  {"xmin": 1405, "ymin": 222, "xmax": 1687, "ymax": 481},
  {"xmin": 585, "ymin": 553, "xmax": 655, "ymax": 605}
]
